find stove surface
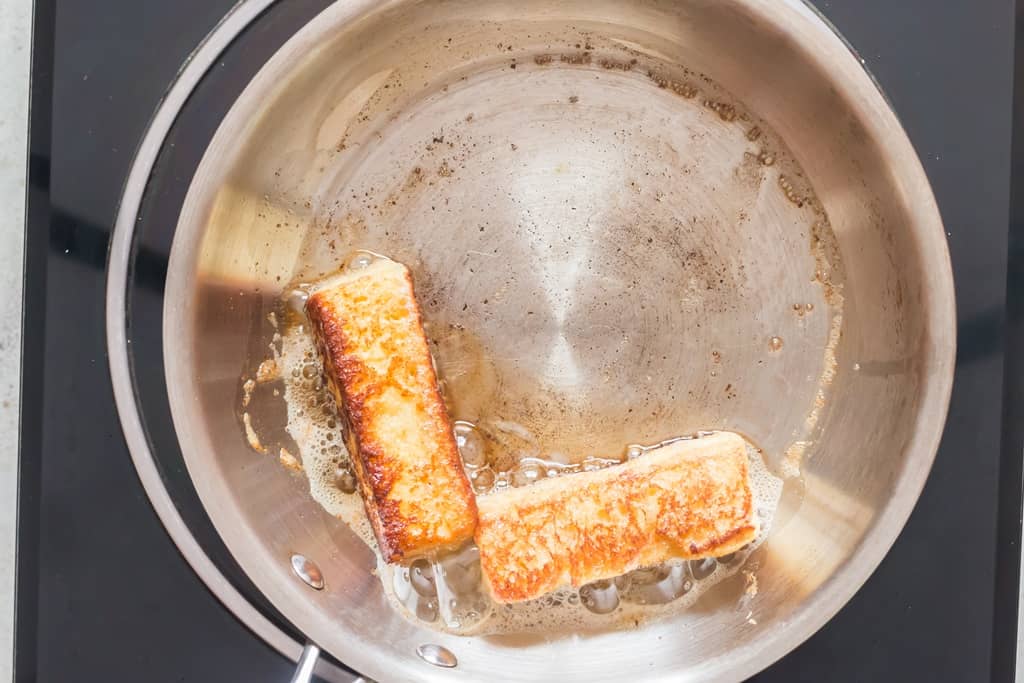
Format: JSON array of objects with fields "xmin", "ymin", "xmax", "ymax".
[{"xmin": 17, "ymin": 1, "xmax": 1016, "ymax": 681}]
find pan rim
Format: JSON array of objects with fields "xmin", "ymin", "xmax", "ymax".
[{"xmin": 108, "ymin": 0, "xmax": 957, "ymax": 681}]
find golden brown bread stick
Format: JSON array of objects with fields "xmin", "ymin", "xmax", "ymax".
[
  {"xmin": 305, "ymin": 259, "xmax": 477, "ymax": 562},
  {"xmin": 474, "ymin": 431, "xmax": 757, "ymax": 603}
]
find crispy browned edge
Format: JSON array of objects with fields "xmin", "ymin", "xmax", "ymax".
[{"xmin": 305, "ymin": 266, "xmax": 477, "ymax": 562}]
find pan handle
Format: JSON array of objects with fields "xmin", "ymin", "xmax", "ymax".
[{"xmin": 289, "ymin": 642, "xmax": 321, "ymax": 683}]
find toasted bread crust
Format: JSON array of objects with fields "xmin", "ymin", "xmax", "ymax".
[
  {"xmin": 474, "ymin": 431, "xmax": 757, "ymax": 603},
  {"xmin": 306, "ymin": 259, "xmax": 477, "ymax": 562}
]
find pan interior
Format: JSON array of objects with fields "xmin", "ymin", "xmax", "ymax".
[
  {"xmin": 278, "ymin": 41, "xmax": 841, "ymax": 468},
  {"xmin": 163, "ymin": 0, "xmax": 953, "ymax": 681}
]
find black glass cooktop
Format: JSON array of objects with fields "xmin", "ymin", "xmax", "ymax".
[{"xmin": 17, "ymin": 0, "xmax": 1021, "ymax": 681}]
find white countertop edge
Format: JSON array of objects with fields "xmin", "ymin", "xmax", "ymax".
[{"xmin": 0, "ymin": 0, "xmax": 30, "ymax": 680}]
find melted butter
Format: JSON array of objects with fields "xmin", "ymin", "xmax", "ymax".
[{"xmin": 279, "ymin": 318, "xmax": 782, "ymax": 635}]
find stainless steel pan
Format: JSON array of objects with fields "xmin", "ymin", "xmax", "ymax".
[{"xmin": 109, "ymin": 0, "xmax": 955, "ymax": 681}]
